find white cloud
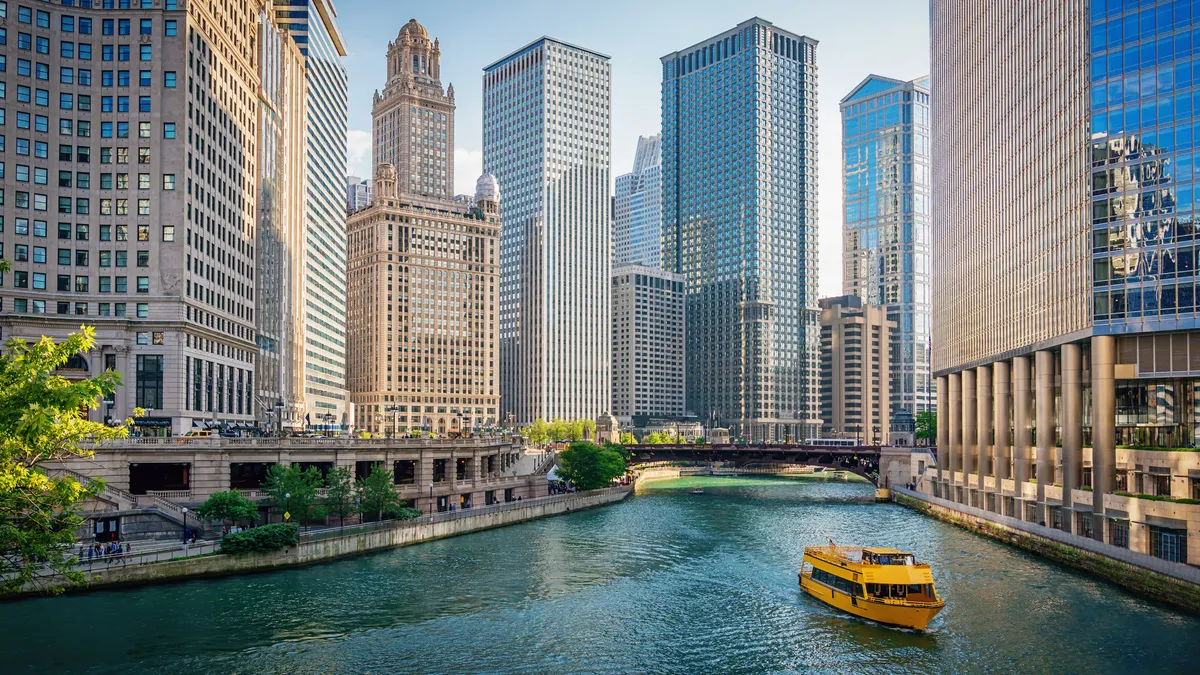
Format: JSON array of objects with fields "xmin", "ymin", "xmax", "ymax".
[
  {"xmin": 345, "ymin": 129, "xmax": 372, "ymax": 178},
  {"xmin": 454, "ymin": 147, "xmax": 483, "ymax": 197}
]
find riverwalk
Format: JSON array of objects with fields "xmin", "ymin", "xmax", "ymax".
[
  {"xmin": 893, "ymin": 487, "xmax": 1200, "ymax": 613},
  {"xmin": 7, "ymin": 486, "xmax": 632, "ymax": 598}
]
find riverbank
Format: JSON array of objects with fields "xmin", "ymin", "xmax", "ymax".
[
  {"xmin": 893, "ymin": 488, "xmax": 1200, "ymax": 614},
  {"xmin": 6, "ymin": 487, "xmax": 632, "ymax": 599}
]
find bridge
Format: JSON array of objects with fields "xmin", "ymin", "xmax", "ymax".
[{"xmin": 626, "ymin": 444, "xmax": 887, "ymax": 484}]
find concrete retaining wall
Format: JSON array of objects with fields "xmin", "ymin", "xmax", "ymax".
[
  {"xmin": 17, "ymin": 488, "xmax": 632, "ymax": 597},
  {"xmin": 893, "ymin": 488, "xmax": 1200, "ymax": 614}
]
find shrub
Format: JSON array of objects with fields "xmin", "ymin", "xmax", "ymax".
[
  {"xmin": 393, "ymin": 507, "xmax": 422, "ymax": 521},
  {"xmin": 219, "ymin": 523, "xmax": 299, "ymax": 554}
]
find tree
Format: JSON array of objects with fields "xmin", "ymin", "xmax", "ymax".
[
  {"xmin": 916, "ymin": 411, "xmax": 937, "ymax": 443},
  {"xmin": 523, "ymin": 417, "xmax": 549, "ymax": 444},
  {"xmin": 263, "ymin": 464, "xmax": 323, "ymax": 526},
  {"xmin": 582, "ymin": 418, "xmax": 597, "ymax": 439},
  {"xmin": 0, "ymin": 326, "xmax": 138, "ymax": 594},
  {"xmin": 557, "ymin": 441, "xmax": 627, "ymax": 491},
  {"xmin": 358, "ymin": 463, "xmax": 400, "ymax": 522},
  {"xmin": 323, "ymin": 466, "xmax": 356, "ymax": 525},
  {"xmin": 195, "ymin": 490, "xmax": 259, "ymax": 526},
  {"xmin": 619, "ymin": 431, "xmax": 638, "ymax": 445}
]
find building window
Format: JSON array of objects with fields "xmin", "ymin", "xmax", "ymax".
[{"xmin": 135, "ymin": 354, "xmax": 163, "ymax": 409}]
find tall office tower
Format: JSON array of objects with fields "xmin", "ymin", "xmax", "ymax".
[
  {"xmin": 256, "ymin": 6, "xmax": 309, "ymax": 432},
  {"xmin": 662, "ymin": 18, "xmax": 820, "ymax": 442},
  {"xmin": 346, "ymin": 168, "xmax": 500, "ymax": 437},
  {"xmin": 613, "ymin": 135, "xmax": 663, "ymax": 268},
  {"xmin": 372, "ymin": 19, "xmax": 454, "ymax": 201},
  {"xmin": 0, "ymin": 1, "xmax": 264, "ymax": 436},
  {"xmin": 345, "ymin": 175, "xmax": 372, "ymax": 213},
  {"xmin": 275, "ymin": 0, "xmax": 350, "ymax": 430},
  {"xmin": 611, "ymin": 264, "xmax": 686, "ymax": 424},
  {"xmin": 818, "ymin": 296, "xmax": 894, "ymax": 445},
  {"xmin": 483, "ymin": 38, "xmax": 612, "ymax": 425},
  {"xmin": 840, "ymin": 75, "xmax": 933, "ymax": 416}
]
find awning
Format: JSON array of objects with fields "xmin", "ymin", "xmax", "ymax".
[
  {"xmin": 546, "ymin": 467, "xmax": 559, "ymax": 481},
  {"xmin": 1147, "ymin": 466, "xmax": 1171, "ymax": 475},
  {"xmin": 1135, "ymin": 515, "xmax": 1189, "ymax": 530},
  {"xmin": 1071, "ymin": 503, "xmax": 1094, "ymax": 513},
  {"xmin": 1105, "ymin": 508, "xmax": 1129, "ymax": 520}
]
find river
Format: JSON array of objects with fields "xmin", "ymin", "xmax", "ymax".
[{"xmin": 3, "ymin": 476, "xmax": 1198, "ymax": 674}]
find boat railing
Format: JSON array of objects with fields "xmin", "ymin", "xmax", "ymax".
[{"xmin": 872, "ymin": 596, "xmax": 944, "ymax": 607}]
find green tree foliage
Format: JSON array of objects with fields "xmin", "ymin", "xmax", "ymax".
[
  {"xmin": 916, "ymin": 411, "xmax": 937, "ymax": 442},
  {"xmin": 263, "ymin": 464, "xmax": 323, "ymax": 525},
  {"xmin": 393, "ymin": 507, "xmax": 422, "ymax": 521},
  {"xmin": 644, "ymin": 432, "xmax": 683, "ymax": 445},
  {"xmin": 357, "ymin": 463, "xmax": 400, "ymax": 522},
  {"xmin": 218, "ymin": 523, "xmax": 299, "ymax": 554},
  {"xmin": 583, "ymin": 418, "xmax": 597, "ymax": 439},
  {"xmin": 0, "ymin": 326, "xmax": 138, "ymax": 594},
  {"xmin": 323, "ymin": 466, "xmax": 356, "ymax": 525},
  {"xmin": 522, "ymin": 417, "xmax": 549, "ymax": 444},
  {"xmin": 557, "ymin": 441, "xmax": 627, "ymax": 491},
  {"xmin": 619, "ymin": 432, "xmax": 638, "ymax": 445},
  {"xmin": 196, "ymin": 490, "xmax": 259, "ymax": 525}
]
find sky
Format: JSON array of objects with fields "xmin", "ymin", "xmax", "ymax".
[{"xmin": 334, "ymin": 0, "xmax": 930, "ymax": 297}]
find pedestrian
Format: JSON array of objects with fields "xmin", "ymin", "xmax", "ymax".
[
  {"xmin": 190, "ymin": 531, "xmax": 197, "ymax": 545},
  {"xmin": 87, "ymin": 547, "xmax": 93, "ymax": 561},
  {"xmin": 125, "ymin": 542, "xmax": 131, "ymax": 554}
]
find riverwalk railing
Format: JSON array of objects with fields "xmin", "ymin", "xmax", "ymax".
[
  {"xmin": 81, "ymin": 435, "xmax": 525, "ymax": 449},
  {"xmin": 297, "ymin": 486, "xmax": 632, "ymax": 544},
  {"xmin": 894, "ymin": 487, "xmax": 1200, "ymax": 585}
]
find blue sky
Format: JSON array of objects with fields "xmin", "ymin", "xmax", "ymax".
[{"xmin": 334, "ymin": 0, "xmax": 929, "ymax": 296}]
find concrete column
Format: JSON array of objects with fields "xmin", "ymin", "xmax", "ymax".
[
  {"xmin": 936, "ymin": 375, "xmax": 949, "ymax": 489},
  {"xmin": 1092, "ymin": 335, "xmax": 1116, "ymax": 534},
  {"xmin": 962, "ymin": 369, "xmax": 976, "ymax": 494},
  {"xmin": 993, "ymin": 360, "xmax": 1011, "ymax": 490},
  {"xmin": 1061, "ymin": 343, "xmax": 1083, "ymax": 511},
  {"xmin": 1013, "ymin": 355, "xmax": 1033, "ymax": 487},
  {"xmin": 976, "ymin": 365, "xmax": 992, "ymax": 494},
  {"xmin": 1035, "ymin": 350, "xmax": 1055, "ymax": 509},
  {"xmin": 948, "ymin": 373, "xmax": 962, "ymax": 484}
]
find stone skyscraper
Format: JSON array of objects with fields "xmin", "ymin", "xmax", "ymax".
[
  {"xmin": 840, "ymin": 75, "xmax": 932, "ymax": 416},
  {"xmin": 0, "ymin": 1, "xmax": 278, "ymax": 435},
  {"xmin": 613, "ymin": 135, "xmax": 663, "ymax": 268},
  {"xmin": 372, "ymin": 19, "xmax": 454, "ymax": 201},
  {"xmin": 484, "ymin": 38, "xmax": 612, "ymax": 425},
  {"xmin": 662, "ymin": 18, "xmax": 820, "ymax": 442}
]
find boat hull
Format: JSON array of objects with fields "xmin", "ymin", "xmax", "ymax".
[{"xmin": 799, "ymin": 574, "xmax": 943, "ymax": 631}]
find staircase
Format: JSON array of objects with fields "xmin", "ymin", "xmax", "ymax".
[{"xmin": 49, "ymin": 467, "xmax": 138, "ymax": 511}]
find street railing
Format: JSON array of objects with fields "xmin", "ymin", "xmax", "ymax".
[{"xmin": 82, "ymin": 435, "xmax": 525, "ymax": 449}]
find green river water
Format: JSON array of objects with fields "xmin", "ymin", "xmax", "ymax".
[{"xmin": 3, "ymin": 476, "xmax": 1198, "ymax": 674}]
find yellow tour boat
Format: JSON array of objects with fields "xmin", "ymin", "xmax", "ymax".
[{"xmin": 799, "ymin": 542, "xmax": 945, "ymax": 630}]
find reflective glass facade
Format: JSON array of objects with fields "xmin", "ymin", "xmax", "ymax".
[
  {"xmin": 1091, "ymin": 0, "xmax": 1200, "ymax": 334},
  {"xmin": 613, "ymin": 134, "xmax": 662, "ymax": 268},
  {"xmin": 662, "ymin": 18, "xmax": 820, "ymax": 441},
  {"xmin": 278, "ymin": 0, "xmax": 349, "ymax": 428},
  {"xmin": 840, "ymin": 75, "xmax": 932, "ymax": 414}
]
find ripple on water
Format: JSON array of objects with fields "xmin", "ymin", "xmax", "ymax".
[{"xmin": 0, "ymin": 476, "xmax": 1197, "ymax": 675}]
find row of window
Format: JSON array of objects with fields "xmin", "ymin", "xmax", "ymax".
[
  {"xmin": 0, "ymin": 297, "xmax": 148, "ymax": 317},
  {"xmin": 6, "ymin": 271, "xmax": 150, "ymax": 293},
  {"xmin": 10, "ymin": 39, "xmax": 156, "ymax": 62},
  {"xmin": 1, "ymin": 219, "xmax": 175, "ymax": 241}
]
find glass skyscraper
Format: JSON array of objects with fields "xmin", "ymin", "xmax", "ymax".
[
  {"xmin": 840, "ymin": 75, "xmax": 933, "ymax": 415},
  {"xmin": 613, "ymin": 135, "xmax": 663, "ymax": 268},
  {"xmin": 276, "ymin": 0, "xmax": 350, "ymax": 429},
  {"xmin": 484, "ymin": 38, "xmax": 612, "ymax": 425},
  {"xmin": 662, "ymin": 18, "xmax": 820, "ymax": 442}
]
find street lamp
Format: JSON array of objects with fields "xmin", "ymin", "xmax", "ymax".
[
  {"xmin": 429, "ymin": 482, "xmax": 434, "ymax": 513},
  {"xmin": 181, "ymin": 507, "xmax": 189, "ymax": 544},
  {"xmin": 284, "ymin": 492, "xmax": 290, "ymax": 524}
]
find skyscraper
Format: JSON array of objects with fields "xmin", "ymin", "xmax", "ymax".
[
  {"xmin": 661, "ymin": 18, "xmax": 820, "ymax": 442},
  {"xmin": 372, "ymin": 19, "xmax": 454, "ymax": 201},
  {"xmin": 0, "ymin": 1, "xmax": 268, "ymax": 435},
  {"xmin": 484, "ymin": 38, "xmax": 612, "ymax": 425},
  {"xmin": 840, "ymin": 75, "xmax": 932, "ymax": 416},
  {"xmin": 819, "ymin": 296, "xmax": 894, "ymax": 445},
  {"xmin": 611, "ymin": 264, "xmax": 686, "ymax": 424},
  {"xmin": 275, "ymin": 0, "xmax": 350, "ymax": 430},
  {"xmin": 256, "ymin": 5, "xmax": 310, "ymax": 432},
  {"xmin": 613, "ymin": 135, "xmax": 663, "ymax": 268},
  {"xmin": 346, "ymin": 168, "xmax": 500, "ymax": 437}
]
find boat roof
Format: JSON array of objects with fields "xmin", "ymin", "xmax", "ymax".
[{"xmin": 862, "ymin": 547, "xmax": 910, "ymax": 555}]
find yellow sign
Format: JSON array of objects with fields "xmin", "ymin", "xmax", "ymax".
[{"xmin": 283, "ymin": 511, "xmax": 291, "ymax": 521}]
